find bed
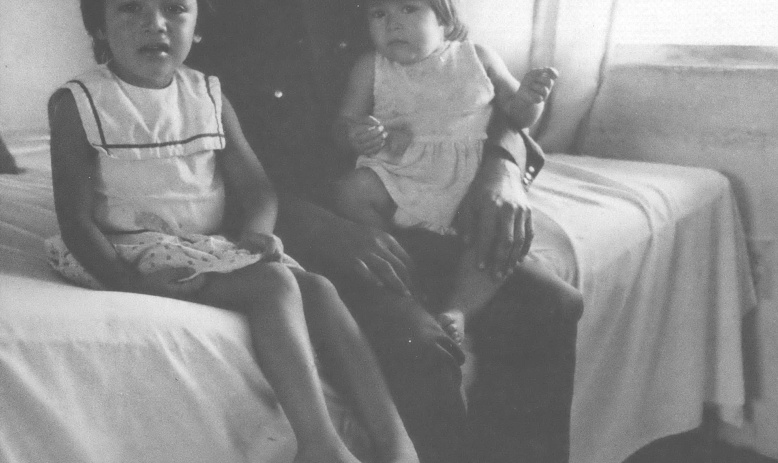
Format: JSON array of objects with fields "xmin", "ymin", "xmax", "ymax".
[
  {"xmin": 527, "ymin": 154, "xmax": 755, "ymax": 463},
  {"xmin": 0, "ymin": 137, "xmax": 755, "ymax": 463}
]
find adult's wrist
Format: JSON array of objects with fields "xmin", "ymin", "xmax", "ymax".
[
  {"xmin": 488, "ymin": 144, "xmax": 538, "ymax": 192},
  {"xmin": 488, "ymin": 144, "xmax": 518, "ymax": 166}
]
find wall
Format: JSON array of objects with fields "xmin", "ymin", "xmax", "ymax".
[
  {"xmin": 0, "ymin": 0, "xmax": 93, "ymax": 139},
  {"xmin": 459, "ymin": 0, "xmax": 534, "ymax": 77},
  {"xmin": 580, "ymin": 45, "xmax": 778, "ymax": 459},
  {"xmin": 0, "ymin": 0, "xmax": 534, "ymax": 142}
]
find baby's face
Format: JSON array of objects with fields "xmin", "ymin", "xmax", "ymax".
[
  {"xmin": 367, "ymin": 0, "xmax": 446, "ymax": 65},
  {"xmin": 102, "ymin": 0, "xmax": 198, "ymax": 88}
]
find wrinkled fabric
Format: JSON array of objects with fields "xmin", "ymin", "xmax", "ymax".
[
  {"xmin": 0, "ymin": 148, "xmax": 755, "ymax": 463},
  {"xmin": 1, "ymin": 150, "xmax": 372, "ymax": 463},
  {"xmin": 529, "ymin": 154, "xmax": 755, "ymax": 463}
]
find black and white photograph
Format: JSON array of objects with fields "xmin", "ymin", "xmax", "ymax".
[{"xmin": 1, "ymin": 1, "xmax": 776, "ymax": 462}]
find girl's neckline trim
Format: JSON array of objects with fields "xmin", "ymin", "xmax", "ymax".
[
  {"xmin": 105, "ymin": 61, "xmax": 176, "ymax": 91},
  {"xmin": 387, "ymin": 40, "xmax": 455, "ymax": 68}
]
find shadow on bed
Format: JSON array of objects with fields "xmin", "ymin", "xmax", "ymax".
[{"xmin": 0, "ymin": 132, "xmax": 21, "ymax": 174}]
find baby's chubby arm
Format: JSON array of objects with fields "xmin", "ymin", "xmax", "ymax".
[
  {"xmin": 475, "ymin": 43, "xmax": 558, "ymax": 129},
  {"xmin": 218, "ymin": 94, "xmax": 282, "ymax": 259},
  {"xmin": 332, "ymin": 52, "xmax": 388, "ymax": 158}
]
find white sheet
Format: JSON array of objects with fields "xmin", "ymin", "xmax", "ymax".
[
  {"xmin": 528, "ymin": 154, "xmax": 756, "ymax": 463},
  {"xmin": 1, "ymin": 148, "xmax": 756, "ymax": 463}
]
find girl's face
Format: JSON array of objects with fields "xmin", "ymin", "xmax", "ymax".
[
  {"xmin": 101, "ymin": 0, "xmax": 198, "ymax": 88},
  {"xmin": 368, "ymin": 0, "xmax": 447, "ymax": 65}
]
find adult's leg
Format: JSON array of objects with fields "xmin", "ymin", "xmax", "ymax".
[
  {"xmin": 331, "ymin": 269, "xmax": 470, "ymax": 463},
  {"xmin": 292, "ymin": 269, "xmax": 418, "ymax": 463},
  {"xmin": 468, "ymin": 259, "xmax": 583, "ymax": 463}
]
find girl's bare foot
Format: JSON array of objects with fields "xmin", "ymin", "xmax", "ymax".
[
  {"xmin": 294, "ymin": 443, "xmax": 361, "ymax": 463},
  {"xmin": 380, "ymin": 452, "xmax": 420, "ymax": 463},
  {"xmin": 437, "ymin": 310, "xmax": 465, "ymax": 344},
  {"xmin": 374, "ymin": 435, "xmax": 420, "ymax": 463}
]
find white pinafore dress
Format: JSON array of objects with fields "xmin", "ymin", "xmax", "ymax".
[
  {"xmin": 356, "ymin": 40, "xmax": 495, "ymax": 234},
  {"xmin": 46, "ymin": 65, "xmax": 295, "ymax": 289}
]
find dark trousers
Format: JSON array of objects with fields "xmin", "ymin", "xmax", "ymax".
[{"xmin": 330, "ymin": 230, "xmax": 583, "ymax": 463}]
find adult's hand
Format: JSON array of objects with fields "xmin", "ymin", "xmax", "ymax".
[
  {"xmin": 457, "ymin": 156, "xmax": 533, "ymax": 280},
  {"xmin": 313, "ymin": 212, "xmax": 415, "ymax": 296},
  {"xmin": 290, "ymin": 199, "xmax": 463, "ymax": 364}
]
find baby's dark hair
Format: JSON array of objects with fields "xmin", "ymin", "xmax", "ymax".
[
  {"xmin": 367, "ymin": 0, "xmax": 468, "ymax": 41},
  {"xmin": 79, "ymin": 0, "xmax": 216, "ymax": 63}
]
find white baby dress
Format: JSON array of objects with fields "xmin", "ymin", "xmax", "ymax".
[{"xmin": 356, "ymin": 40, "xmax": 495, "ymax": 234}]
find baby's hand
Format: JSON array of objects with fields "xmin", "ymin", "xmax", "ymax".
[
  {"xmin": 345, "ymin": 115, "xmax": 388, "ymax": 157},
  {"xmin": 517, "ymin": 67, "xmax": 559, "ymax": 104},
  {"xmin": 239, "ymin": 231, "xmax": 284, "ymax": 262}
]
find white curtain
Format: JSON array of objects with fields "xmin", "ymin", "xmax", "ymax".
[
  {"xmin": 531, "ymin": 0, "xmax": 620, "ymax": 153},
  {"xmin": 464, "ymin": 0, "xmax": 619, "ymax": 153}
]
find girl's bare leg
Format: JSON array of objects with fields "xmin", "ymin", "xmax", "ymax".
[
  {"xmin": 439, "ymin": 246, "xmax": 505, "ymax": 344},
  {"xmin": 294, "ymin": 269, "xmax": 419, "ymax": 463},
  {"xmin": 198, "ymin": 262, "xmax": 360, "ymax": 463}
]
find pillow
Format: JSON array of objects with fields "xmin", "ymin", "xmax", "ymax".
[{"xmin": 0, "ymin": 135, "xmax": 20, "ymax": 174}]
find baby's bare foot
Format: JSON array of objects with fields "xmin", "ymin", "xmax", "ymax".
[{"xmin": 438, "ymin": 310, "xmax": 465, "ymax": 344}]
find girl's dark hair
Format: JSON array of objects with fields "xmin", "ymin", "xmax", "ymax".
[
  {"xmin": 366, "ymin": 0, "xmax": 468, "ymax": 41},
  {"xmin": 79, "ymin": 0, "xmax": 216, "ymax": 63}
]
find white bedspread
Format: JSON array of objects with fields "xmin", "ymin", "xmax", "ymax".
[
  {"xmin": 1, "ymin": 148, "xmax": 756, "ymax": 463},
  {"xmin": 0, "ymin": 151, "xmax": 371, "ymax": 463},
  {"xmin": 529, "ymin": 154, "xmax": 756, "ymax": 463}
]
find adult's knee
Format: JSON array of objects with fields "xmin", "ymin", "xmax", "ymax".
[
  {"xmin": 506, "ymin": 263, "xmax": 584, "ymax": 325},
  {"xmin": 555, "ymin": 284, "xmax": 584, "ymax": 324}
]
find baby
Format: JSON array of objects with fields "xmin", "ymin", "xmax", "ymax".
[{"xmin": 333, "ymin": 0, "xmax": 557, "ymax": 343}]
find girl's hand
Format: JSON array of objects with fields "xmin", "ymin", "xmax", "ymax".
[
  {"xmin": 125, "ymin": 267, "xmax": 207, "ymax": 299},
  {"xmin": 345, "ymin": 115, "xmax": 388, "ymax": 157},
  {"xmin": 313, "ymin": 214, "xmax": 414, "ymax": 296},
  {"xmin": 239, "ymin": 231, "xmax": 283, "ymax": 261},
  {"xmin": 516, "ymin": 67, "xmax": 558, "ymax": 105}
]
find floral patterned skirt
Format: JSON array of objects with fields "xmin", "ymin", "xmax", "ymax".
[{"xmin": 45, "ymin": 231, "xmax": 300, "ymax": 290}]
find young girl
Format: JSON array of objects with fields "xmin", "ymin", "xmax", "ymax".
[
  {"xmin": 332, "ymin": 0, "xmax": 557, "ymax": 344},
  {"xmin": 46, "ymin": 1, "xmax": 419, "ymax": 462}
]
